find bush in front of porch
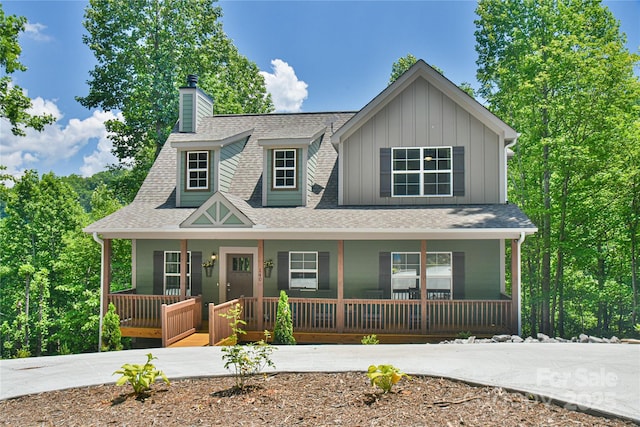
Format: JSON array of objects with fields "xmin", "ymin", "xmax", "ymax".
[{"xmin": 273, "ymin": 291, "xmax": 296, "ymax": 345}]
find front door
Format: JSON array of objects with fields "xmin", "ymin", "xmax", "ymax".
[{"xmin": 226, "ymin": 254, "xmax": 254, "ymax": 300}]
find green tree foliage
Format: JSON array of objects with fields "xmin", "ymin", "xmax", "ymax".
[
  {"xmin": 475, "ymin": 0, "xmax": 640, "ymax": 337},
  {"xmin": 77, "ymin": 0, "xmax": 273, "ymax": 179},
  {"xmin": 389, "ymin": 54, "xmax": 475, "ymax": 96},
  {"xmin": 0, "ymin": 4, "xmax": 55, "ymax": 135},
  {"xmin": 273, "ymin": 291, "xmax": 296, "ymax": 345}
]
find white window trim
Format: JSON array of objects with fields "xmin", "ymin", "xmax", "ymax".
[
  {"xmin": 164, "ymin": 251, "xmax": 192, "ymax": 296},
  {"xmin": 426, "ymin": 251, "xmax": 453, "ymax": 300},
  {"xmin": 391, "ymin": 146, "xmax": 453, "ymax": 197},
  {"xmin": 391, "ymin": 252, "xmax": 421, "ymax": 299},
  {"xmin": 273, "ymin": 149, "xmax": 297, "ymax": 189},
  {"xmin": 186, "ymin": 151, "xmax": 209, "ymax": 190},
  {"xmin": 289, "ymin": 251, "xmax": 318, "ymax": 290}
]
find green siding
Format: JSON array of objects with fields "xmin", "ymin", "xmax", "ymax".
[
  {"xmin": 219, "ymin": 138, "xmax": 246, "ymax": 192},
  {"xmin": 196, "ymin": 91, "xmax": 212, "ymax": 127},
  {"xmin": 263, "ymin": 240, "xmax": 338, "ymax": 298},
  {"xmin": 178, "ymin": 150, "xmax": 216, "ymax": 207},
  {"xmin": 265, "ymin": 148, "xmax": 304, "ymax": 206},
  {"xmin": 182, "ymin": 93, "xmax": 193, "ymax": 132},
  {"xmin": 307, "ymin": 136, "xmax": 321, "ymax": 195}
]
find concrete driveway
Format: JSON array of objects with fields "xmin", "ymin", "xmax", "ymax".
[{"xmin": 1, "ymin": 343, "xmax": 638, "ymax": 422}]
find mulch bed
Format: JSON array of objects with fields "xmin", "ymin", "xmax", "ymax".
[{"xmin": 0, "ymin": 372, "xmax": 634, "ymax": 426}]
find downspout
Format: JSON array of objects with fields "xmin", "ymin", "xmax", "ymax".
[
  {"xmin": 516, "ymin": 231, "xmax": 526, "ymax": 336},
  {"xmin": 503, "ymin": 133, "xmax": 520, "ymax": 203},
  {"xmin": 93, "ymin": 232, "xmax": 104, "ymax": 352}
]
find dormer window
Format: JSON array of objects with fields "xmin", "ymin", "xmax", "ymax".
[
  {"xmin": 273, "ymin": 149, "xmax": 297, "ymax": 189},
  {"xmin": 186, "ymin": 151, "xmax": 209, "ymax": 190}
]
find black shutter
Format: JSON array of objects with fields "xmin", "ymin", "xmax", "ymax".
[
  {"xmin": 452, "ymin": 252, "xmax": 465, "ymax": 299},
  {"xmin": 380, "ymin": 148, "xmax": 392, "ymax": 197},
  {"xmin": 379, "ymin": 252, "xmax": 391, "ymax": 299},
  {"xmin": 153, "ymin": 251, "xmax": 164, "ymax": 295},
  {"xmin": 191, "ymin": 251, "xmax": 202, "ymax": 296},
  {"xmin": 318, "ymin": 252, "xmax": 330, "ymax": 290},
  {"xmin": 452, "ymin": 146, "xmax": 465, "ymax": 197},
  {"xmin": 277, "ymin": 251, "xmax": 289, "ymax": 290}
]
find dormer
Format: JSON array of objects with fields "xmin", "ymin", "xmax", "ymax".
[
  {"xmin": 179, "ymin": 74, "xmax": 213, "ymax": 133},
  {"xmin": 258, "ymin": 125, "xmax": 325, "ymax": 207}
]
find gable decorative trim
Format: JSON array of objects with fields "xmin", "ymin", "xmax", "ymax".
[{"xmin": 181, "ymin": 192, "xmax": 254, "ymax": 228}]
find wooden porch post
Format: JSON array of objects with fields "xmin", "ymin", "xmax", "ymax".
[
  {"xmin": 180, "ymin": 239, "xmax": 187, "ymax": 300},
  {"xmin": 257, "ymin": 240, "xmax": 264, "ymax": 331},
  {"xmin": 102, "ymin": 238, "xmax": 112, "ymax": 315},
  {"xmin": 420, "ymin": 240, "xmax": 427, "ymax": 332},
  {"xmin": 337, "ymin": 240, "xmax": 344, "ymax": 333},
  {"xmin": 511, "ymin": 238, "xmax": 520, "ymax": 334}
]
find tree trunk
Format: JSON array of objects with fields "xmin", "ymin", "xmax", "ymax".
[
  {"xmin": 554, "ymin": 173, "xmax": 570, "ymax": 337},
  {"xmin": 541, "ymin": 114, "xmax": 552, "ymax": 336}
]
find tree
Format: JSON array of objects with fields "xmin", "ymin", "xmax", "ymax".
[
  {"xmin": 475, "ymin": 0, "xmax": 640, "ymax": 336},
  {"xmin": 0, "ymin": 4, "xmax": 54, "ymax": 136},
  {"xmin": 77, "ymin": 0, "xmax": 273, "ymax": 171},
  {"xmin": 389, "ymin": 54, "xmax": 475, "ymax": 96},
  {"xmin": 273, "ymin": 291, "xmax": 296, "ymax": 345},
  {"xmin": 101, "ymin": 302, "xmax": 123, "ymax": 351}
]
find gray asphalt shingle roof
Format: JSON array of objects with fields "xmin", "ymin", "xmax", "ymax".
[{"xmin": 84, "ymin": 112, "xmax": 536, "ymax": 237}]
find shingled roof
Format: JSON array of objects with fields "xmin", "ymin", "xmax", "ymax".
[{"xmin": 84, "ymin": 111, "xmax": 536, "ymax": 239}]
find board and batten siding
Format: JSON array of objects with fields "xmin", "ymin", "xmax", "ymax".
[
  {"xmin": 342, "ymin": 78, "xmax": 501, "ymax": 205},
  {"xmin": 218, "ymin": 138, "xmax": 247, "ymax": 193},
  {"xmin": 181, "ymin": 93, "xmax": 194, "ymax": 132}
]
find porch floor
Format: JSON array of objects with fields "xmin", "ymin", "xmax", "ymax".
[{"xmin": 168, "ymin": 332, "xmax": 209, "ymax": 348}]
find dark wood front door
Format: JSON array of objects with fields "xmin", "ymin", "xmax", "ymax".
[{"xmin": 226, "ymin": 254, "xmax": 253, "ymax": 300}]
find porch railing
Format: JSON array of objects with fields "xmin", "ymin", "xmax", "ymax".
[
  {"xmin": 161, "ymin": 296, "xmax": 202, "ymax": 347},
  {"xmin": 239, "ymin": 297, "xmax": 512, "ymax": 335},
  {"xmin": 107, "ymin": 294, "xmax": 198, "ymax": 328},
  {"xmin": 208, "ymin": 299, "xmax": 241, "ymax": 345}
]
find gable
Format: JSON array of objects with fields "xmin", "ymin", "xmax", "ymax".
[{"xmin": 181, "ymin": 192, "xmax": 254, "ymax": 228}]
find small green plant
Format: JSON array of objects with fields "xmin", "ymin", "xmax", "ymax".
[
  {"xmin": 102, "ymin": 302, "xmax": 123, "ymax": 351},
  {"xmin": 14, "ymin": 348, "xmax": 31, "ymax": 359},
  {"xmin": 113, "ymin": 353, "xmax": 169, "ymax": 397},
  {"xmin": 367, "ymin": 364, "xmax": 410, "ymax": 393},
  {"xmin": 221, "ymin": 332, "xmax": 276, "ymax": 391},
  {"xmin": 219, "ymin": 302, "xmax": 247, "ymax": 345},
  {"xmin": 456, "ymin": 330, "xmax": 472, "ymax": 339},
  {"xmin": 273, "ymin": 290, "xmax": 296, "ymax": 345},
  {"xmin": 361, "ymin": 334, "xmax": 379, "ymax": 345}
]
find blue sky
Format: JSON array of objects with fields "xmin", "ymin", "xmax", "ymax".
[{"xmin": 1, "ymin": 0, "xmax": 639, "ymax": 179}]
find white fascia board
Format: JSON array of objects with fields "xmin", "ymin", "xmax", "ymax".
[
  {"xmin": 169, "ymin": 129, "xmax": 253, "ymax": 149},
  {"xmin": 258, "ymin": 128, "xmax": 325, "ymax": 148},
  {"xmin": 90, "ymin": 227, "xmax": 538, "ymax": 241}
]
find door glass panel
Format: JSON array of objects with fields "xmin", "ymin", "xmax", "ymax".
[{"xmin": 232, "ymin": 256, "xmax": 251, "ymax": 272}]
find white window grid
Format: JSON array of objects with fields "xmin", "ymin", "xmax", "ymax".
[
  {"xmin": 391, "ymin": 147, "xmax": 452, "ymax": 197},
  {"xmin": 289, "ymin": 251, "xmax": 318, "ymax": 290},
  {"xmin": 186, "ymin": 151, "xmax": 209, "ymax": 190},
  {"xmin": 164, "ymin": 251, "xmax": 192, "ymax": 295},
  {"xmin": 391, "ymin": 252, "xmax": 421, "ymax": 294},
  {"xmin": 426, "ymin": 252, "xmax": 452, "ymax": 295},
  {"xmin": 273, "ymin": 149, "xmax": 296, "ymax": 188}
]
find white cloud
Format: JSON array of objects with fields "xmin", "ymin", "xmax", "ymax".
[
  {"xmin": 23, "ymin": 22, "xmax": 52, "ymax": 42},
  {"xmin": 0, "ymin": 97, "xmax": 121, "ymax": 178},
  {"xmin": 260, "ymin": 59, "xmax": 308, "ymax": 113}
]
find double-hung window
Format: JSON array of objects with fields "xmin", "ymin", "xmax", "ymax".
[
  {"xmin": 391, "ymin": 252, "xmax": 420, "ymax": 299},
  {"xmin": 426, "ymin": 252, "xmax": 452, "ymax": 300},
  {"xmin": 164, "ymin": 251, "xmax": 191, "ymax": 296},
  {"xmin": 289, "ymin": 251, "xmax": 318, "ymax": 290},
  {"xmin": 392, "ymin": 147, "xmax": 452, "ymax": 196},
  {"xmin": 186, "ymin": 151, "xmax": 209, "ymax": 190},
  {"xmin": 273, "ymin": 149, "xmax": 296, "ymax": 189}
]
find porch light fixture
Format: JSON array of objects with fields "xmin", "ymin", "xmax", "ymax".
[
  {"xmin": 203, "ymin": 252, "xmax": 217, "ymax": 277},
  {"xmin": 210, "ymin": 252, "xmax": 217, "ymax": 268}
]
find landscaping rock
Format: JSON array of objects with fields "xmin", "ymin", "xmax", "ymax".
[
  {"xmin": 536, "ymin": 333, "xmax": 550, "ymax": 341},
  {"xmin": 511, "ymin": 335, "xmax": 524, "ymax": 343},
  {"xmin": 588, "ymin": 336, "xmax": 605, "ymax": 343},
  {"xmin": 579, "ymin": 333, "xmax": 589, "ymax": 343},
  {"xmin": 492, "ymin": 334, "xmax": 511, "ymax": 342}
]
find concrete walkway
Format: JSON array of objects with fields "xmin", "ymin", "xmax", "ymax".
[{"xmin": 1, "ymin": 344, "xmax": 639, "ymax": 422}]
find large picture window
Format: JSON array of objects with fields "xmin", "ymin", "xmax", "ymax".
[
  {"xmin": 273, "ymin": 149, "xmax": 297, "ymax": 189},
  {"xmin": 392, "ymin": 147, "xmax": 452, "ymax": 197},
  {"xmin": 164, "ymin": 251, "xmax": 191, "ymax": 295},
  {"xmin": 289, "ymin": 251, "xmax": 317, "ymax": 290},
  {"xmin": 391, "ymin": 252, "xmax": 420, "ymax": 299},
  {"xmin": 186, "ymin": 151, "xmax": 209, "ymax": 190},
  {"xmin": 426, "ymin": 252, "xmax": 452, "ymax": 300}
]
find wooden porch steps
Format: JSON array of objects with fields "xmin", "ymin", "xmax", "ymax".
[{"xmin": 168, "ymin": 332, "xmax": 209, "ymax": 348}]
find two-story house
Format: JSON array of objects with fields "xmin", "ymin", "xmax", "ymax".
[{"xmin": 85, "ymin": 60, "xmax": 536, "ymax": 345}]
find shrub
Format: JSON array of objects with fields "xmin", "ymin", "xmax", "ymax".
[
  {"xmin": 367, "ymin": 364, "xmax": 410, "ymax": 393},
  {"xmin": 273, "ymin": 290, "xmax": 296, "ymax": 345},
  {"xmin": 113, "ymin": 353, "xmax": 169, "ymax": 397},
  {"xmin": 361, "ymin": 334, "xmax": 379, "ymax": 345},
  {"xmin": 218, "ymin": 302, "xmax": 247, "ymax": 345},
  {"xmin": 221, "ymin": 332, "xmax": 276, "ymax": 391},
  {"xmin": 102, "ymin": 302, "xmax": 123, "ymax": 351}
]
